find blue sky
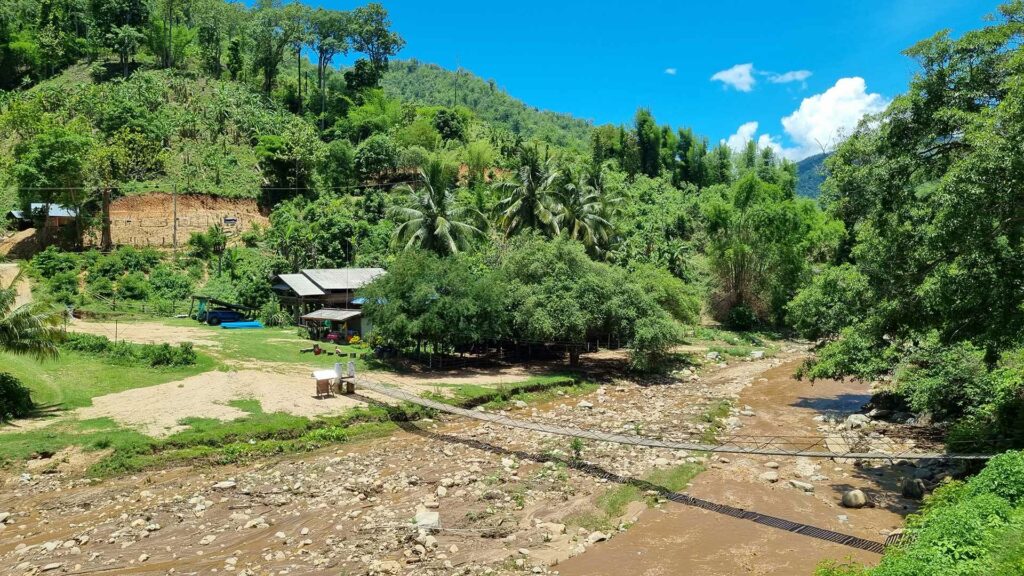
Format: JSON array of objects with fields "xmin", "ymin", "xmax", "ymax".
[{"xmin": 326, "ymin": 0, "xmax": 1003, "ymax": 159}]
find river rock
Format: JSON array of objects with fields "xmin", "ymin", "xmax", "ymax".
[
  {"xmin": 758, "ymin": 471, "xmax": 779, "ymax": 483},
  {"xmin": 212, "ymin": 481, "xmax": 237, "ymax": 490},
  {"xmin": 750, "ymin": 350, "xmax": 765, "ymax": 359},
  {"xmin": 901, "ymin": 478, "xmax": 926, "ymax": 500},
  {"xmin": 586, "ymin": 531, "xmax": 609, "ymax": 545},
  {"xmin": 414, "ymin": 510, "xmax": 440, "ymax": 530},
  {"xmin": 789, "ymin": 480, "xmax": 815, "ymax": 493},
  {"xmin": 841, "ymin": 489, "xmax": 867, "ymax": 509}
]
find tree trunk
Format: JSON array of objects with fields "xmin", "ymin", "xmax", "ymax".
[{"xmin": 569, "ymin": 347, "xmax": 581, "ymax": 368}]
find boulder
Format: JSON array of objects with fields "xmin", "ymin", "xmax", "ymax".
[
  {"xmin": 586, "ymin": 531, "xmax": 609, "ymax": 545},
  {"xmin": 901, "ymin": 478, "xmax": 927, "ymax": 500},
  {"xmin": 841, "ymin": 489, "xmax": 867, "ymax": 509},
  {"xmin": 758, "ymin": 471, "xmax": 779, "ymax": 483},
  {"xmin": 750, "ymin": 350, "xmax": 765, "ymax": 360},
  {"xmin": 414, "ymin": 510, "xmax": 440, "ymax": 530}
]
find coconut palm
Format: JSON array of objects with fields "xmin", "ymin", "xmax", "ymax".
[
  {"xmin": 0, "ymin": 270, "xmax": 63, "ymax": 360},
  {"xmin": 554, "ymin": 166, "xmax": 618, "ymax": 258},
  {"xmin": 391, "ymin": 158, "xmax": 486, "ymax": 256},
  {"xmin": 495, "ymin": 145, "xmax": 560, "ymax": 237}
]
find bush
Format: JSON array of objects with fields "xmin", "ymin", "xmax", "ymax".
[
  {"xmin": 0, "ymin": 372, "xmax": 34, "ymax": 421},
  {"xmin": 61, "ymin": 333, "xmax": 197, "ymax": 367},
  {"xmin": 967, "ymin": 451, "xmax": 1024, "ymax": 505},
  {"xmin": 355, "ymin": 133, "xmax": 399, "ymax": 179},
  {"xmin": 47, "ymin": 271, "xmax": 79, "ymax": 303},
  {"xmin": 798, "ymin": 324, "xmax": 898, "ymax": 381},
  {"xmin": 788, "ymin": 264, "xmax": 871, "ymax": 340},
  {"xmin": 117, "ymin": 271, "xmax": 150, "ymax": 300},
  {"xmin": 87, "ymin": 274, "xmax": 116, "ymax": 298},
  {"xmin": 31, "ymin": 246, "xmax": 80, "ymax": 277},
  {"xmin": 725, "ymin": 304, "xmax": 758, "ymax": 330},
  {"xmin": 894, "ymin": 333, "xmax": 990, "ymax": 421},
  {"xmin": 149, "ymin": 265, "xmax": 192, "ymax": 300}
]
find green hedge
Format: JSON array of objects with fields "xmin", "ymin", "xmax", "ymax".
[{"xmin": 61, "ymin": 333, "xmax": 197, "ymax": 367}]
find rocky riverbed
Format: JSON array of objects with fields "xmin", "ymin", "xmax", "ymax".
[{"xmin": 0, "ymin": 346, "xmax": 941, "ymax": 575}]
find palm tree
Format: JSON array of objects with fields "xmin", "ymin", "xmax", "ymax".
[
  {"xmin": 495, "ymin": 145, "xmax": 560, "ymax": 237},
  {"xmin": 391, "ymin": 158, "xmax": 486, "ymax": 256},
  {"xmin": 553, "ymin": 166, "xmax": 618, "ymax": 258},
  {"xmin": 0, "ymin": 270, "xmax": 62, "ymax": 360}
]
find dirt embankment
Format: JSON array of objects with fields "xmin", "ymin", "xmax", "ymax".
[{"xmin": 84, "ymin": 193, "xmax": 268, "ymax": 248}]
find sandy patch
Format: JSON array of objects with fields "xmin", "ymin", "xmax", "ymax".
[
  {"xmin": 0, "ymin": 263, "xmax": 31, "ymax": 308},
  {"xmin": 76, "ymin": 370, "xmax": 365, "ymax": 436},
  {"xmin": 68, "ymin": 318, "xmax": 220, "ymax": 347}
]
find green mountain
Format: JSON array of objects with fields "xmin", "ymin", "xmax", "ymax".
[
  {"xmin": 796, "ymin": 153, "xmax": 829, "ymax": 199},
  {"xmin": 382, "ymin": 60, "xmax": 593, "ymax": 150}
]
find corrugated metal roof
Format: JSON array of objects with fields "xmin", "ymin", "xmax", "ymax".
[
  {"xmin": 29, "ymin": 203, "xmax": 77, "ymax": 218},
  {"xmin": 277, "ymin": 274, "xmax": 325, "ymax": 297},
  {"xmin": 301, "ymin": 268, "xmax": 385, "ymax": 291},
  {"xmin": 301, "ymin": 309, "xmax": 362, "ymax": 322}
]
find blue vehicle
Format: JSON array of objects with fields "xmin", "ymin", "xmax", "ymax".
[{"xmin": 202, "ymin": 308, "xmax": 247, "ymax": 326}]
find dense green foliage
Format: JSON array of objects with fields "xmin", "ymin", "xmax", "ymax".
[
  {"xmin": 382, "ymin": 60, "xmax": 593, "ymax": 150},
  {"xmin": 818, "ymin": 451, "xmax": 1024, "ymax": 576},
  {"xmin": 360, "ymin": 237, "xmax": 686, "ymax": 371},
  {"xmin": 0, "ymin": 371, "xmax": 34, "ymax": 422},
  {"xmin": 794, "ymin": 2, "xmax": 1024, "ymax": 445},
  {"xmin": 2, "ymin": 0, "xmax": 842, "ymax": 373}
]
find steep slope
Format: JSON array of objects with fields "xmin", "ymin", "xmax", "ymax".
[{"xmin": 382, "ymin": 59, "xmax": 593, "ymax": 149}]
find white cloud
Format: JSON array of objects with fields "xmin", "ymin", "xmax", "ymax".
[
  {"xmin": 723, "ymin": 122, "xmax": 801, "ymax": 160},
  {"xmin": 769, "ymin": 70, "xmax": 812, "ymax": 84},
  {"xmin": 724, "ymin": 121, "xmax": 760, "ymax": 152},
  {"xmin": 780, "ymin": 77, "xmax": 888, "ymax": 159},
  {"xmin": 664, "ymin": 67, "xmax": 677, "ymax": 76},
  {"xmin": 711, "ymin": 63, "xmax": 756, "ymax": 92}
]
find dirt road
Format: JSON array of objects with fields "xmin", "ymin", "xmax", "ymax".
[{"xmin": 0, "ymin": 350, "xmax": 920, "ymax": 575}]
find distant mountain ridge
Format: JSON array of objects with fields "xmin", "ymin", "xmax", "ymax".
[
  {"xmin": 796, "ymin": 153, "xmax": 829, "ymax": 199},
  {"xmin": 382, "ymin": 60, "xmax": 593, "ymax": 149}
]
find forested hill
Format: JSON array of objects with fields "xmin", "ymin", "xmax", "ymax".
[
  {"xmin": 796, "ymin": 153, "xmax": 829, "ymax": 199},
  {"xmin": 382, "ymin": 60, "xmax": 593, "ymax": 150}
]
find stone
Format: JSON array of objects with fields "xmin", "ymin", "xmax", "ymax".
[
  {"xmin": 841, "ymin": 489, "xmax": 867, "ymax": 509},
  {"xmin": 41, "ymin": 563, "xmax": 63, "ymax": 572},
  {"xmin": 789, "ymin": 480, "xmax": 815, "ymax": 493},
  {"xmin": 705, "ymin": 351, "xmax": 721, "ymax": 361},
  {"xmin": 199, "ymin": 535, "xmax": 216, "ymax": 546},
  {"xmin": 414, "ymin": 510, "xmax": 440, "ymax": 530},
  {"xmin": 138, "ymin": 554, "xmax": 149, "ymax": 562},
  {"xmin": 764, "ymin": 461, "xmax": 779, "ymax": 469},
  {"xmin": 371, "ymin": 560, "xmax": 402, "ymax": 574},
  {"xmin": 0, "ymin": 512, "xmax": 10, "ymax": 524},
  {"xmin": 518, "ymin": 548, "xmax": 530, "ymax": 556},
  {"xmin": 901, "ymin": 478, "xmax": 927, "ymax": 500},
  {"xmin": 212, "ymin": 481, "xmax": 237, "ymax": 490},
  {"xmin": 587, "ymin": 531, "xmax": 609, "ymax": 545},
  {"xmin": 758, "ymin": 471, "xmax": 779, "ymax": 483},
  {"xmin": 577, "ymin": 400, "xmax": 594, "ymax": 409},
  {"xmin": 750, "ymin": 350, "xmax": 765, "ymax": 360},
  {"xmin": 513, "ymin": 400, "xmax": 528, "ymax": 409},
  {"xmin": 844, "ymin": 414, "xmax": 871, "ymax": 430}
]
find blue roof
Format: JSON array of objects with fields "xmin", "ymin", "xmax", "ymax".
[{"xmin": 29, "ymin": 203, "xmax": 76, "ymax": 218}]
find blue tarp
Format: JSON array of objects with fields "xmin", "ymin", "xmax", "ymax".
[{"xmin": 221, "ymin": 321, "xmax": 264, "ymax": 329}]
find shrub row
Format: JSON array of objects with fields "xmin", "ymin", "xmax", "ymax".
[{"xmin": 62, "ymin": 332, "xmax": 197, "ymax": 367}]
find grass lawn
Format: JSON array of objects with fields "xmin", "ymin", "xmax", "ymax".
[
  {"xmin": 157, "ymin": 317, "xmax": 370, "ymax": 368},
  {"xmin": 1, "ymin": 349, "xmax": 218, "ymax": 410}
]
